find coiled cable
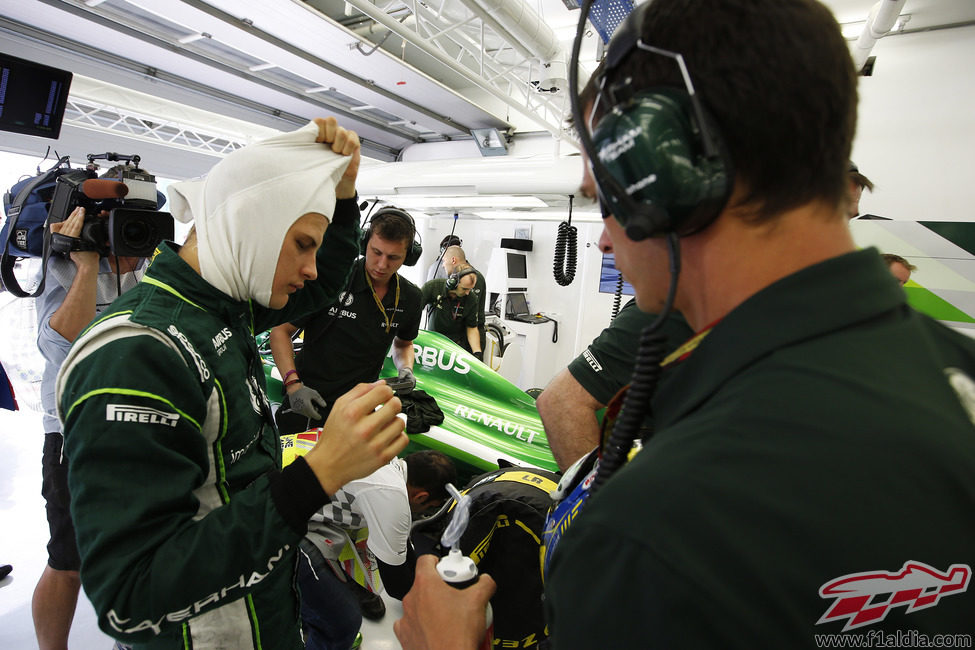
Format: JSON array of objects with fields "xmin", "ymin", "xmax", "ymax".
[
  {"xmin": 611, "ymin": 272, "xmax": 624, "ymax": 322},
  {"xmin": 553, "ymin": 195, "xmax": 577, "ymax": 286}
]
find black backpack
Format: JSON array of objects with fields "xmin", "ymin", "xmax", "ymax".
[{"xmin": 0, "ymin": 156, "xmax": 73, "ymax": 297}]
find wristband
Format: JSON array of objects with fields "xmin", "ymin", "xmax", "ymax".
[
  {"xmin": 283, "ymin": 369, "xmax": 298, "ymax": 383},
  {"xmin": 284, "ymin": 378, "xmax": 302, "ymax": 388}
]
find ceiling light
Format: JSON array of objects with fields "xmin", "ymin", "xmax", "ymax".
[
  {"xmin": 391, "ymin": 195, "xmax": 547, "ymax": 209},
  {"xmin": 471, "ymin": 128, "xmax": 508, "ymax": 157},
  {"xmin": 178, "ymin": 33, "xmax": 210, "ymax": 44}
]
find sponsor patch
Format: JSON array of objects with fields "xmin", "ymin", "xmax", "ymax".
[
  {"xmin": 817, "ymin": 561, "xmax": 971, "ymax": 631},
  {"xmin": 583, "ymin": 348, "xmax": 602, "ymax": 373},
  {"xmin": 106, "ymin": 404, "xmax": 179, "ymax": 427}
]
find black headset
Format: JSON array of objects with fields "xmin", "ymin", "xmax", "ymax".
[
  {"xmin": 359, "ymin": 205, "xmax": 422, "ymax": 266},
  {"xmin": 445, "ymin": 267, "xmax": 476, "ymax": 291},
  {"xmin": 575, "ymin": 1, "xmax": 733, "ymax": 241}
]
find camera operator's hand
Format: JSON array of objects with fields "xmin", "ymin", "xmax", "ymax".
[
  {"xmin": 50, "ymin": 207, "xmax": 99, "ymax": 269},
  {"xmin": 287, "ymin": 384, "xmax": 328, "ymax": 420},
  {"xmin": 313, "ymin": 117, "xmax": 360, "ymax": 200}
]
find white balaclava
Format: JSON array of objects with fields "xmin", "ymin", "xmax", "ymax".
[{"xmin": 167, "ymin": 121, "xmax": 352, "ymax": 307}]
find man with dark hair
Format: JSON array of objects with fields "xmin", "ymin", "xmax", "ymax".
[
  {"xmin": 394, "ymin": 1, "xmax": 975, "ymax": 647},
  {"xmin": 847, "ymin": 161, "xmax": 876, "ymax": 219},
  {"xmin": 271, "ymin": 207, "xmax": 422, "ymax": 433},
  {"xmin": 298, "ymin": 450, "xmax": 456, "ymax": 649},
  {"xmin": 883, "ymin": 252, "xmax": 917, "ymax": 286}
]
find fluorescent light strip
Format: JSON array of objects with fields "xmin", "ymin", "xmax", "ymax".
[{"xmin": 393, "ymin": 195, "xmax": 548, "ymax": 209}]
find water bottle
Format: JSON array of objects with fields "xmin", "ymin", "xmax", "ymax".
[{"xmin": 437, "ymin": 483, "xmax": 494, "ymax": 650}]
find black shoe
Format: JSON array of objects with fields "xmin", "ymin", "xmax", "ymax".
[
  {"xmin": 0, "ymin": 565, "xmax": 11, "ymax": 580},
  {"xmin": 347, "ymin": 580, "xmax": 386, "ymax": 621}
]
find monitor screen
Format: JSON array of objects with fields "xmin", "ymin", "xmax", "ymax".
[
  {"xmin": 598, "ymin": 252, "xmax": 635, "ymax": 296},
  {"xmin": 507, "ymin": 252, "xmax": 527, "ymax": 279},
  {"xmin": 0, "ymin": 53, "xmax": 73, "ymax": 140},
  {"xmin": 505, "ymin": 292, "xmax": 529, "ymax": 316}
]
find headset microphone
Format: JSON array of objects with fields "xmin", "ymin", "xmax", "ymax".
[{"xmin": 80, "ymin": 179, "xmax": 129, "ymax": 200}]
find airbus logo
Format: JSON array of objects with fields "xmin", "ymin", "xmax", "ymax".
[{"xmin": 817, "ymin": 561, "xmax": 971, "ymax": 631}]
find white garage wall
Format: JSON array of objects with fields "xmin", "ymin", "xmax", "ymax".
[{"xmin": 852, "ymin": 25, "xmax": 975, "ymax": 221}]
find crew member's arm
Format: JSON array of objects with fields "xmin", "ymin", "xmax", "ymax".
[
  {"xmin": 536, "ymin": 369, "xmax": 604, "ymax": 471},
  {"xmin": 269, "ymin": 321, "xmax": 299, "ymax": 380},
  {"xmin": 394, "ymin": 554, "xmax": 495, "ymax": 650},
  {"xmin": 466, "ymin": 327, "xmax": 482, "ymax": 358},
  {"xmin": 392, "ymin": 336, "xmax": 415, "ymax": 373},
  {"xmin": 48, "ymin": 207, "xmax": 100, "ymax": 342},
  {"xmin": 464, "ymin": 294, "xmax": 482, "ymax": 359}
]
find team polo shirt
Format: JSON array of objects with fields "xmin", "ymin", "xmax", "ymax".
[
  {"xmin": 293, "ymin": 257, "xmax": 421, "ymax": 402},
  {"xmin": 421, "ymin": 278, "xmax": 478, "ymax": 350},
  {"xmin": 567, "ymin": 298, "xmax": 692, "ymax": 405},
  {"xmin": 547, "ymin": 249, "xmax": 975, "ymax": 647}
]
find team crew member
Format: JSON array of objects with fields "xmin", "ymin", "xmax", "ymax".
[
  {"xmin": 33, "ymin": 182, "xmax": 148, "ymax": 650},
  {"xmin": 271, "ymin": 206, "xmax": 422, "ymax": 434},
  {"xmin": 56, "ymin": 118, "xmax": 408, "ymax": 649},
  {"xmin": 440, "ymin": 245, "xmax": 487, "ymax": 353},
  {"xmin": 536, "ymin": 299, "xmax": 691, "ymax": 470},
  {"xmin": 394, "ymin": 1, "xmax": 975, "ymax": 647},
  {"xmin": 298, "ymin": 450, "xmax": 456, "ymax": 649},
  {"xmin": 420, "ymin": 267, "xmax": 483, "ymax": 359}
]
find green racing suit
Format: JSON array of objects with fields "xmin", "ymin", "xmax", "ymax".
[{"xmin": 56, "ymin": 199, "xmax": 360, "ymax": 648}]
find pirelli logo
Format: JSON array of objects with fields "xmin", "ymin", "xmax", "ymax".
[
  {"xmin": 106, "ymin": 404, "xmax": 179, "ymax": 427},
  {"xmin": 583, "ymin": 349, "xmax": 602, "ymax": 373}
]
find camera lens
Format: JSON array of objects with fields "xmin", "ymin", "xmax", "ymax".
[{"xmin": 121, "ymin": 220, "xmax": 151, "ymax": 248}]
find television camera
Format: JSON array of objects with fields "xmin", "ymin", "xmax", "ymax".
[{"xmin": 47, "ymin": 152, "xmax": 174, "ymax": 258}]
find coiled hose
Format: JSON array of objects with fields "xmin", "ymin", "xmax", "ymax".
[{"xmin": 553, "ymin": 195, "xmax": 577, "ymax": 286}]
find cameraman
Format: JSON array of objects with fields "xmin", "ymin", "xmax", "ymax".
[{"xmin": 32, "ymin": 168, "xmax": 147, "ymax": 650}]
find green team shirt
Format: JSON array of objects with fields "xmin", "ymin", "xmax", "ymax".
[
  {"xmin": 421, "ymin": 277, "xmax": 478, "ymax": 350},
  {"xmin": 567, "ymin": 299, "xmax": 692, "ymax": 405},
  {"xmin": 547, "ymin": 249, "xmax": 975, "ymax": 648}
]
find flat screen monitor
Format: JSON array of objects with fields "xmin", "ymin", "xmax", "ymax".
[
  {"xmin": 598, "ymin": 252, "xmax": 635, "ymax": 296},
  {"xmin": 506, "ymin": 251, "xmax": 527, "ymax": 279},
  {"xmin": 505, "ymin": 292, "xmax": 530, "ymax": 317},
  {"xmin": 0, "ymin": 52, "xmax": 73, "ymax": 140}
]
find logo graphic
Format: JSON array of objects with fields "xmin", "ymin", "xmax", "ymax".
[
  {"xmin": 582, "ymin": 349, "xmax": 602, "ymax": 373},
  {"xmin": 106, "ymin": 404, "xmax": 179, "ymax": 427},
  {"xmin": 817, "ymin": 561, "xmax": 971, "ymax": 631},
  {"xmin": 339, "ymin": 291, "xmax": 354, "ymax": 307}
]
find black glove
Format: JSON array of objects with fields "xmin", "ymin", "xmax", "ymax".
[{"xmin": 472, "ymin": 350, "xmax": 484, "ymax": 362}]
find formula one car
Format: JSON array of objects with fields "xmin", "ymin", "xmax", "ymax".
[{"xmin": 260, "ymin": 329, "xmax": 558, "ymax": 481}]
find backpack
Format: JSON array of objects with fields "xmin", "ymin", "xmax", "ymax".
[{"xmin": 0, "ymin": 156, "xmax": 73, "ymax": 297}]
